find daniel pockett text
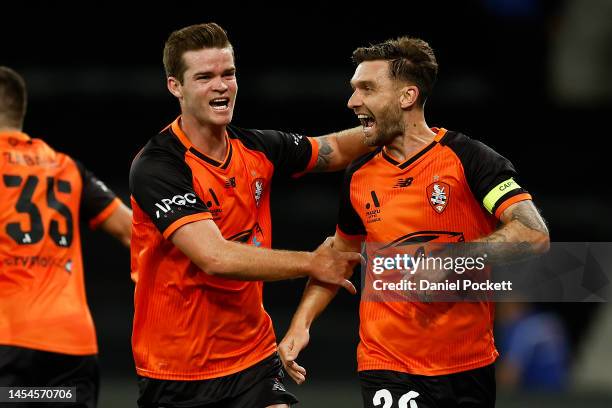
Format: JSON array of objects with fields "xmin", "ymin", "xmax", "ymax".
[{"xmin": 367, "ymin": 251, "xmax": 513, "ymax": 301}]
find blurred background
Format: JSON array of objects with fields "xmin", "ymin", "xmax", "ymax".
[{"xmin": 2, "ymin": 0, "xmax": 611, "ymax": 406}]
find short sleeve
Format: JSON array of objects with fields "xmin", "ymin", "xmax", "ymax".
[
  {"xmin": 129, "ymin": 149, "xmax": 211, "ymax": 238},
  {"xmin": 252, "ymin": 129, "xmax": 318, "ymax": 177},
  {"xmin": 445, "ymin": 133, "xmax": 532, "ymax": 219},
  {"xmin": 74, "ymin": 160, "xmax": 120, "ymax": 229}
]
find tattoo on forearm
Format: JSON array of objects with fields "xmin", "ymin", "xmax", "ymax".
[
  {"xmin": 313, "ymin": 137, "xmax": 333, "ymax": 171},
  {"xmin": 471, "ymin": 240, "xmax": 534, "ymax": 264},
  {"xmin": 459, "ymin": 201, "xmax": 549, "ymax": 264},
  {"xmin": 509, "ymin": 201, "xmax": 549, "ymax": 234}
]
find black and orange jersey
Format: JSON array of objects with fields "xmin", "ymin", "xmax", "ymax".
[
  {"xmin": 337, "ymin": 128, "xmax": 532, "ymax": 376},
  {"xmin": 0, "ymin": 131, "xmax": 120, "ymax": 355},
  {"xmin": 129, "ymin": 117, "xmax": 318, "ymax": 381}
]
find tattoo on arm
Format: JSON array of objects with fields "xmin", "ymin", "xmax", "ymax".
[
  {"xmin": 508, "ymin": 200, "xmax": 549, "ymax": 234},
  {"xmin": 466, "ymin": 201, "xmax": 549, "ymax": 264},
  {"xmin": 313, "ymin": 137, "xmax": 334, "ymax": 172}
]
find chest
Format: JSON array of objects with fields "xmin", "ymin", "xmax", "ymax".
[
  {"xmin": 186, "ymin": 146, "xmax": 273, "ymax": 240},
  {"xmin": 351, "ymin": 155, "xmax": 493, "ymax": 243}
]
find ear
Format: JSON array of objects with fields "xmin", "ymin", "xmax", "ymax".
[
  {"xmin": 167, "ymin": 76, "xmax": 183, "ymax": 99},
  {"xmin": 399, "ymin": 86, "xmax": 419, "ymax": 109}
]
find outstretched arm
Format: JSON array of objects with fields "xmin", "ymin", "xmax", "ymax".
[
  {"xmin": 278, "ymin": 232, "xmax": 361, "ymax": 384},
  {"xmin": 171, "ymin": 220, "xmax": 360, "ymax": 292},
  {"xmin": 311, "ymin": 127, "xmax": 372, "ymax": 172}
]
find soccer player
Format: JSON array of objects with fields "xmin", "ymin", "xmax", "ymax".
[
  {"xmin": 0, "ymin": 66, "xmax": 132, "ymax": 408},
  {"xmin": 130, "ymin": 23, "xmax": 369, "ymax": 407},
  {"xmin": 279, "ymin": 37, "xmax": 550, "ymax": 408}
]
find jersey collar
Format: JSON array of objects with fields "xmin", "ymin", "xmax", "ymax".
[
  {"xmin": 382, "ymin": 128, "xmax": 447, "ymax": 169},
  {"xmin": 170, "ymin": 117, "xmax": 233, "ymax": 169}
]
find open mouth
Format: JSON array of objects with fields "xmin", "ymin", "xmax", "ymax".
[
  {"xmin": 357, "ymin": 114, "xmax": 375, "ymax": 132},
  {"xmin": 209, "ymin": 98, "xmax": 230, "ymax": 111}
]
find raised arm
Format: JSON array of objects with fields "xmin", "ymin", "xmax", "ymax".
[
  {"xmin": 278, "ymin": 232, "xmax": 362, "ymax": 384},
  {"xmin": 171, "ymin": 220, "xmax": 360, "ymax": 292},
  {"xmin": 311, "ymin": 127, "xmax": 372, "ymax": 172}
]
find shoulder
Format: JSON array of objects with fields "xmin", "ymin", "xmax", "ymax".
[
  {"xmin": 227, "ymin": 124, "xmax": 301, "ymax": 153},
  {"xmin": 345, "ymin": 148, "xmax": 381, "ymax": 179},
  {"xmin": 440, "ymin": 130, "xmax": 507, "ymax": 162},
  {"xmin": 131, "ymin": 128, "xmax": 188, "ymax": 176}
]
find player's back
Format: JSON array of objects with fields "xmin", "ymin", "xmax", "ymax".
[{"xmin": 0, "ymin": 131, "xmax": 98, "ymax": 355}]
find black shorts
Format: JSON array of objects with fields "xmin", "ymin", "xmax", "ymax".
[
  {"xmin": 0, "ymin": 345, "xmax": 99, "ymax": 408},
  {"xmin": 359, "ymin": 364, "xmax": 495, "ymax": 408},
  {"xmin": 137, "ymin": 353, "xmax": 298, "ymax": 408}
]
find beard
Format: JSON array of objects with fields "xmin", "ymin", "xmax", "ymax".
[{"xmin": 366, "ymin": 103, "xmax": 404, "ymax": 147}]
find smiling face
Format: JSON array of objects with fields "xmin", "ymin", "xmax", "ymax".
[
  {"xmin": 167, "ymin": 47, "xmax": 237, "ymax": 128},
  {"xmin": 347, "ymin": 60, "xmax": 404, "ymax": 147}
]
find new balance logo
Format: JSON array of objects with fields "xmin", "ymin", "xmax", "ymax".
[
  {"xmin": 393, "ymin": 177, "xmax": 414, "ymax": 188},
  {"xmin": 225, "ymin": 177, "xmax": 236, "ymax": 188}
]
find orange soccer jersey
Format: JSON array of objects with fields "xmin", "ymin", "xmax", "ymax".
[
  {"xmin": 337, "ymin": 128, "xmax": 531, "ymax": 376},
  {"xmin": 0, "ymin": 131, "xmax": 120, "ymax": 355},
  {"xmin": 130, "ymin": 117, "xmax": 318, "ymax": 380}
]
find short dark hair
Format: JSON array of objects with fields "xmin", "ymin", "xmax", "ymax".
[
  {"xmin": 163, "ymin": 23, "xmax": 232, "ymax": 83},
  {"xmin": 352, "ymin": 37, "xmax": 438, "ymax": 107},
  {"xmin": 0, "ymin": 66, "xmax": 27, "ymax": 127}
]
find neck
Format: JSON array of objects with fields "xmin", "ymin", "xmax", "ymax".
[
  {"xmin": 385, "ymin": 112, "xmax": 436, "ymax": 162},
  {"xmin": 180, "ymin": 114, "xmax": 228, "ymax": 162}
]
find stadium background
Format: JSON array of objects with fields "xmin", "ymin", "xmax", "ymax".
[{"xmin": 2, "ymin": 1, "xmax": 611, "ymax": 406}]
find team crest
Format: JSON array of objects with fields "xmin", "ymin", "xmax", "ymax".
[
  {"xmin": 252, "ymin": 178, "xmax": 265, "ymax": 207},
  {"xmin": 427, "ymin": 181, "xmax": 450, "ymax": 213}
]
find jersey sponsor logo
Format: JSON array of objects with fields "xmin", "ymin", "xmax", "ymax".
[
  {"xmin": 154, "ymin": 193, "xmax": 197, "ymax": 219},
  {"xmin": 427, "ymin": 181, "xmax": 450, "ymax": 213},
  {"xmin": 393, "ymin": 177, "xmax": 414, "ymax": 188},
  {"xmin": 252, "ymin": 178, "xmax": 265, "ymax": 208},
  {"xmin": 204, "ymin": 188, "xmax": 223, "ymax": 219},
  {"xmin": 2, "ymin": 255, "xmax": 72, "ymax": 272},
  {"xmin": 365, "ymin": 190, "xmax": 382, "ymax": 223}
]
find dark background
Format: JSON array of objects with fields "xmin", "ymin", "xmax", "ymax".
[{"xmin": 3, "ymin": 1, "xmax": 611, "ymax": 406}]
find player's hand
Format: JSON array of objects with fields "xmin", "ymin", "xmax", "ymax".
[
  {"xmin": 308, "ymin": 237, "xmax": 361, "ymax": 294},
  {"xmin": 278, "ymin": 328, "xmax": 310, "ymax": 384},
  {"xmin": 402, "ymin": 251, "xmax": 454, "ymax": 302}
]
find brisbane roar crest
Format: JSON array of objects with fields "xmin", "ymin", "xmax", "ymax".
[
  {"xmin": 427, "ymin": 181, "xmax": 450, "ymax": 213},
  {"xmin": 252, "ymin": 178, "xmax": 265, "ymax": 207}
]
